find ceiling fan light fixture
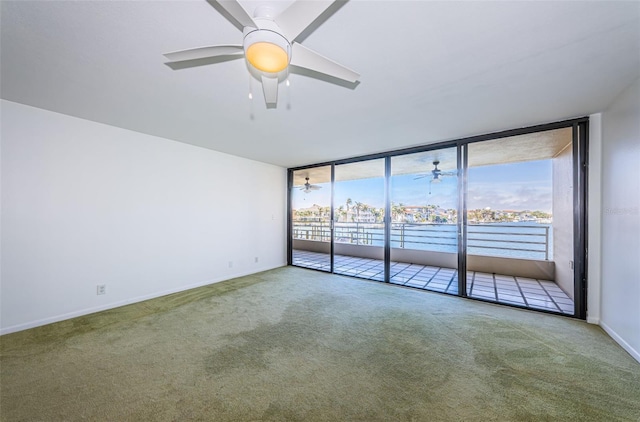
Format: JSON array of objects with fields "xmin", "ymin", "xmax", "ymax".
[
  {"xmin": 244, "ymin": 30, "xmax": 290, "ymax": 74},
  {"xmin": 246, "ymin": 42, "xmax": 288, "ymax": 73}
]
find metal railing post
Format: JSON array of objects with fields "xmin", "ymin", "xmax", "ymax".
[{"xmin": 545, "ymin": 226, "xmax": 549, "ymax": 261}]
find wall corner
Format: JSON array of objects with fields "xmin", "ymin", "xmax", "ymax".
[{"xmin": 586, "ymin": 113, "xmax": 602, "ymax": 324}]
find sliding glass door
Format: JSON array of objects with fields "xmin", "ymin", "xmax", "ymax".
[
  {"xmin": 389, "ymin": 148, "xmax": 460, "ymax": 294},
  {"xmin": 291, "ymin": 166, "xmax": 332, "ymax": 272},
  {"xmin": 465, "ymin": 128, "xmax": 576, "ymax": 315},
  {"xmin": 333, "ymin": 159, "xmax": 386, "ymax": 281}
]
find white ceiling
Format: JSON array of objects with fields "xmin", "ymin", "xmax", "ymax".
[{"xmin": 2, "ymin": 1, "xmax": 638, "ymax": 169}]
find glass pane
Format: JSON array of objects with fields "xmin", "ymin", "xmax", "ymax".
[
  {"xmin": 291, "ymin": 166, "xmax": 332, "ymax": 272},
  {"xmin": 390, "ymin": 148, "xmax": 459, "ymax": 294},
  {"xmin": 334, "ymin": 159, "xmax": 385, "ymax": 281},
  {"xmin": 466, "ymin": 128, "xmax": 575, "ymax": 315}
]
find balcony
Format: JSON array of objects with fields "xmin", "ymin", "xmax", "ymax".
[{"xmin": 292, "ymin": 221, "xmax": 574, "ymax": 315}]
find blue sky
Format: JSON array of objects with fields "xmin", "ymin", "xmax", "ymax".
[
  {"xmin": 467, "ymin": 160, "xmax": 552, "ymax": 212},
  {"xmin": 293, "ymin": 160, "xmax": 552, "ymax": 213}
]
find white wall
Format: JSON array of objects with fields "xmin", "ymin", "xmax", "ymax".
[
  {"xmin": 0, "ymin": 100, "xmax": 287, "ymax": 334},
  {"xmin": 600, "ymin": 78, "xmax": 640, "ymax": 362}
]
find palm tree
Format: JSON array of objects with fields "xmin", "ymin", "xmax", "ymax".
[
  {"xmin": 373, "ymin": 208, "xmax": 383, "ymax": 223},
  {"xmin": 354, "ymin": 201, "xmax": 363, "ymax": 221},
  {"xmin": 396, "ymin": 204, "xmax": 403, "ymax": 222},
  {"xmin": 361, "ymin": 204, "xmax": 372, "ymax": 222},
  {"xmin": 391, "ymin": 202, "xmax": 406, "ymax": 222},
  {"xmin": 336, "ymin": 205, "xmax": 345, "ymax": 222}
]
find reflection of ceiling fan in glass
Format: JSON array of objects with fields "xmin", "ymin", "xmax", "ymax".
[
  {"xmin": 299, "ymin": 177, "xmax": 322, "ymax": 194},
  {"xmin": 414, "ymin": 161, "xmax": 457, "ymax": 194}
]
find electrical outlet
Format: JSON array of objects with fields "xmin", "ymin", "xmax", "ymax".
[
  {"xmin": 96, "ymin": 284, "xmax": 106, "ymax": 295},
  {"xmin": 228, "ymin": 261, "xmax": 233, "ymax": 268},
  {"xmin": 255, "ymin": 256, "xmax": 259, "ymax": 263}
]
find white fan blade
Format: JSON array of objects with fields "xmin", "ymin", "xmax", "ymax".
[
  {"xmin": 275, "ymin": 0, "xmax": 336, "ymax": 42},
  {"xmin": 290, "ymin": 43, "xmax": 359, "ymax": 83},
  {"xmin": 164, "ymin": 45, "xmax": 244, "ymax": 62},
  {"xmin": 214, "ymin": 0, "xmax": 257, "ymax": 29},
  {"xmin": 261, "ymin": 75, "xmax": 278, "ymax": 108}
]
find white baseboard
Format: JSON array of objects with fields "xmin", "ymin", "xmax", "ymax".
[
  {"xmin": 0, "ymin": 263, "xmax": 287, "ymax": 336},
  {"xmin": 600, "ymin": 320, "xmax": 640, "ymax": 364}
]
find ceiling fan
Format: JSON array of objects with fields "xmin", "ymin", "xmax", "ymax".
[
  {"xmin": 299, "ymin": 177, "xmax": 322, "ymax": 193},
  {"xmin": 163, "ymin": 0, "xmax": 360, "ymax": 109},
  {"xmin": 415, "ymin": 161, "xmax": 457, "ymax": 194}
]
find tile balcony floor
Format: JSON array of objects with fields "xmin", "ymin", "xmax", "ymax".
[{"xmin": 293, "ymin": 249, "xmax": 574, "ymax": 315}]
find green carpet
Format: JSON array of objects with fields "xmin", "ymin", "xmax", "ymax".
[{"xmin": 1, "ymin": 267, "xmax": 639, "ymax": 421}]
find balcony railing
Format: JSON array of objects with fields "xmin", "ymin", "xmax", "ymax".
[{"xmin": 292, "ymin": 221, "xmax": 551, "ymax": 260}]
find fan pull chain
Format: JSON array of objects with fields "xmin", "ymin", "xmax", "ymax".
[
  {"xmin": 248, "ymin": 74, "xmax": 255, "ymax": 121},
  {"xmin": 285, "ymin": 73, "xmax": 292, "ymax": 110}
]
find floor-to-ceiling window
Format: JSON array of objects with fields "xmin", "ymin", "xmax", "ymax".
[
  {"xmin": 388, "ymin": 148, "xmax": 459, "ymax": 294},
  {"xmin": 288, "ymin": 119, "xmax": 587, "ymax": 318},
  {"xmin": 465, "ymin": 128, "xmax": 575, "ymax": 314},
  {"xmin": 333, "ymin": 159, "xmax": 386, "ymax": 281},
  {"xmin": 291, "ymin": 166, "xmax": 332, "ymax": 272}
]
